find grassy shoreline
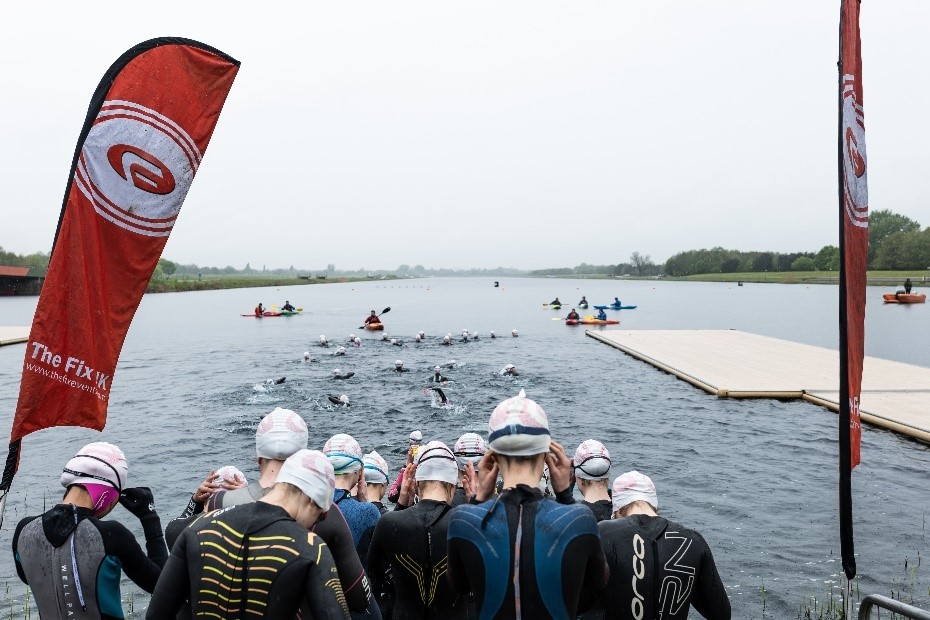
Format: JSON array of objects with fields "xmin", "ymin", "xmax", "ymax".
[
  {"xmin": 531, "ymin": 271, "xmax": 929, "ymax": 286},
  {"xmin": 144, "ymin": 275, "xmax": 402, "ymax": 294}
]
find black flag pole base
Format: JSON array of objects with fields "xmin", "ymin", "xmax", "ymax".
[{"xmin": 0, "ymin": 440, "xmax": 22, "ymax": 530}]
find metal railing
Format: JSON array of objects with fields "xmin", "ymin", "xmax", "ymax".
[{"xmin": 858, "ymin": 594, "xmax": 930, "ymax": 620}]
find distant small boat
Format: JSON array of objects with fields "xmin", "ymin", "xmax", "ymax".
[{"xmin": 883, "ymin": 292, "xmax": 926, "ymax": 304}]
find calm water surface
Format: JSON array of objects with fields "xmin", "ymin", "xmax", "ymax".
[{"xmin": 0, "ymin": 277, "xmax": 928, "ymax": 618}]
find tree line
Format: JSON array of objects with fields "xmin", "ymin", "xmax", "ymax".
[
  {"xmin": 663, "ymin": 210, "xmax": 929, "ymax": 276},
  {"xmin": 5, "ymin": 210, "xmax": 928, "ymax": 279}
]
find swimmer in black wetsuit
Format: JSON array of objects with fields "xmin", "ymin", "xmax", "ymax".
[
  {"xmin": 13, "ymin": 443, "xmax": 167, "ymax": 620},
  {"xmin": 447, "ymin": 390, "xmax": 608, "ymax": 618},
  {"xmin": 432, "ymin": 366, "xmax": 448, "ymax": 383},
  {"xmin": 452, "ymin": 432, "xmax": 488, "ymax": 507},
  {"xmin": 183, "ymin": 408, "xmax": 375, "ymax": 615},
  {"xmin": 430, "ymin": 386, "xmax": 449, "ymax": 405},
  {"xmin": 573, "ymin": 440, "xmax": 613, "ymax": 522},
  {"xmin": 597, "ymin": 471, "xmax": 730, "ymax": 619},
  {"xmin": 147, "ymin": 450, "xmax": 348, "ymax": 619},
  {"xmin": 369, "ymin": 442, "xmax": 467, "ymax": 619}
]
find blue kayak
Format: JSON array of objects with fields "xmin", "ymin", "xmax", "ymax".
[{"xmin": 594, "ymin": 304, "xmax": 637, "ymax": 310}]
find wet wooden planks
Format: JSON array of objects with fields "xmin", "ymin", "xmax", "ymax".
[
  {"xmin": 587, "ymin": 329, "xmax": 930, "ymax": 443},
  {"xmin": 0, "ymin": 326, "xmax": 29, "ymax": 347}
]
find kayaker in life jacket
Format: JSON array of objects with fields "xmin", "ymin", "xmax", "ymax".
[
  {"xmin": 550, "ymin": 297, "xmax": 562, "ymax": 306},
  {"xmin": 364, "ymin": 310, "xmax": 380, "ymax": 325},
  {"xmin": 282, "ymin": 300, "xmax": 295, "ymax": 311},
  {"xmin": 255, "ymin": 303, "xmax": 264, "ymax": 316},
  {"xmin": 566, "ymin": 309, "xmax": 580, "ymax": 320},
  {"xmin": 579, "ymin": 296, "xmax": 588, "ymax": 305},
  {"xmin": 613, "ymin": 297, "xmax": 622, "ymax": 307},
  {"xmin": 597, "ymin": 308, "xmax": 608, "ymax": 321}
]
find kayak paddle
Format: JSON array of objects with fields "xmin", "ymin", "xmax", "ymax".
[{"xmin": 359, "ymin": 306, "xmax": 391, "ymax": 329}]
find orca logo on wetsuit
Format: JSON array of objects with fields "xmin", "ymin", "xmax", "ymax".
[
  {"xmin": 74, "ymin": 100, "xmax": 201, "ymax": 237},
  {"xmin": 631, "ymin": 533, "xmax": 646, "ymax": 620}
]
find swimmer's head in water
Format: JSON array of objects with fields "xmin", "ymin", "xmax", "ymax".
[
  {"xmin": 333, "ymin": 369, "xmax": 341, "ymax": 375},
  {"xmin": 394, "ymin": 360, "xmax": 404, "ymax": 368},
  {"xmin": 415, "ymin": 335, "xmax": 422, "ymax": 342},
  {"xmin": 303, "ymin": 351, "xmax": 311, "ymax": 360},
  {"xmin": 336, "ymin": 346, "xmax": 346, "ymax": 355},
  {"xmin": 320, "ymin": 335, "xmax": 327, "ymax": 341},
  {"xmin": 391, "ymin": 338, "xmax": 397, "ymax": 345},
  {"xmin": 339, "ymin": 395, "xmax": 349, "ymax": 405},
  {"xmin": 488, "ymin": 389, "xmax": 550, "ymax": 457},
  {"xmin": 434, "ymin": 366, "xmax": 441, "ymax": 372},
  {"xmin": 256, "ymin": 407, "xmax": 308, "ymax": 460},
  {"xmin": 409, "ymin": 430, "xmax": 423, "ymax": 444}
]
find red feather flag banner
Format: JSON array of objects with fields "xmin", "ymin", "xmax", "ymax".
[
  {"xmin": 0, "ymin": 38, "xmax": 239, "ymax": 523},
  {"xmin": 838, "ymin": 0, "xmax": 867, "ymax": 581}
]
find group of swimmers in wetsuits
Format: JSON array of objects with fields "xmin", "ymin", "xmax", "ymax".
[{"xmin": 12, "ymin": 388, "xmax": 730, "ymax": 620}]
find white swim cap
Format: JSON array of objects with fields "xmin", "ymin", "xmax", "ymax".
[
  {"xmin": 255, "ymin": 408, "xmax": 308, "ymax": 460},
  {"xmin": 409, "ymin": 430, "xmax": 423, "ymax": 444},
  {"xmin": 363, "ymin": 451, "xmax": 390, "ymax": 485},
  {"xmin": 573, "ymin": 440, "xmax": 612, "ymax": 480},
  {"xmin": 612, "ymin": 471, "xmax": 658, "ymax": 513},
  {"xmin": 354, "ymin": 337, "xmax": 361, "ymax": 344},
  {"xmin": 333, "ymin": 368, "xmax": 341, "ymax": 375},
  {"xmin": 61, "ymin": 442, "xmax": 128, "ymax": 491},
  {"xmin": 276, "ymin": 449, "xmax": 335, "ymax": 511},
  {"xmin": 303, "ymin": 351, "xmax": 311, "ymax": 359},
  {"xmin": 391, "ymin": 339, "xmax": 397, "ymax": 345},
  {"xmin": 434, "ymin": 365, "xmax": 441, "ymax": 372},
  {"xmin": 349, "ymin": 334, "xmax": 356, "ymax": 340},
  {"xmin": 336, "ymin": 346, "xmax": 346, "ymax": 354},
  {"xmin": 453, "ymin": 433, "xmax": 488, "ymax": 470},
  {"xmin": 214, "ymin": 465, "xmax": 247, "ymax": 486},
  {"xmin": 320, "ymin": 335, "xmax": 327, "ymax": 341},
  {"xmin": 512, "ymin": 329, "xmax": 519, "ymax": 337},
  {"xmin": 418, "ymin": 331, "xmax": 425, "ymax": 338},
  {"xmin": 394, "ymin": 360, "xmax": 404, "ymax": 367},
  {"xmin": 488, "ymin": 389, "xmax": 550, "ymax": 457},
  {"xmin": 323, "ymin": 433, "xmax": 364, "ymax": 474},
  {"xmin": 414, "ymin": 441, "xmax": 459, "ymax": 485}
]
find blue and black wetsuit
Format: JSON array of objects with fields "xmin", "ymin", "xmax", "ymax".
[
  {"xmin": 447, "ymin": 484, "xmax": 608, "ymax": 619},
  {"xmin": 597, "ymin": 514, "xmax": 730, "ymax": 619},
  {"xmin": 13, "ymin": 504, "xmax": 167, "ymax": 620},
  {"xmin": 146, "ymin": 502, "xmax": 348, "ymax": 619},
  {"xmin": 368, "ymin": 499, "xmax": 465, "ymax": 619},
  {"xmin": 334, "ymin": 488, "xmax": 381, "ymax": 563}
]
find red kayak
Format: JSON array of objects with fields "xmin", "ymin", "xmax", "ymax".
[{"xmin": 566, "ymin": 318, "xmax": 619, "ymax": 325}]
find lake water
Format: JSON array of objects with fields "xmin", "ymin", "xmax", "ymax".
[{"xmin": 1, "ymin": 277, "xmax": 928, "ymax": 618}]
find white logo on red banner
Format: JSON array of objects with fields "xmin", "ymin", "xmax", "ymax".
[
  {"xmin": 75, "ymin": 100, "xmax": 202, "ymax": 237},
  {"xmin": 841, "ymin": 74, "xmax": 868, "ymax": 229}
]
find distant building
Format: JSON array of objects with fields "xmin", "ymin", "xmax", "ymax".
[{"xmin": 0, "ymin": 266, "xmax": 44, "ymax": 296}]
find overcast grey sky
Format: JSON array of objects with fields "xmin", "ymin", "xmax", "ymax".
[{"xmin": 2, "ymin": 2, "xmax": 928, "ymax": 270}]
